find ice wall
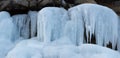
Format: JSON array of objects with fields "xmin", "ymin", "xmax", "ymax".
[
  {"xmin": 0, "ymin": 11, "xmax": 16, "ymax": 58},
  {"xmin": 63, "ymin": 14, "xmax": 84, "ymax": 45},
  {"xmin": 37, "ymin": 7, "xmax": 69, "ymax": 43},
  {"xmin": 12, "ymin": 11, "xmax": 38, "ymax": 39},
  {"xmin": 118, "ymin": 16, "xmax": 120, "ymax": 52},
  {"xmin": 28, "ymin": 11, "xmax": 38, "ymax": 37},
  {"xmin": 68, "ymin": 4, "xmax": 118, "ymax": 49},
  {"xmin": 12, "ymin": 14, "xmax": 30, "ymax": 39}
]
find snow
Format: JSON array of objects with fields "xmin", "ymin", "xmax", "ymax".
[
  {"xmin": 68, "ymin": 4, "xmax": 118, "ymax": 49},
  {"xmin": 0, "ymin": 39, "xmax": 14, "ymax": 58},
  {"xmin": 12, "ymin": 14, "xmax": 30, "ymax": 39},
  {"xmin": 77, "ymin": 44, "xmax": 120, "ymax": 58},
  {"xmin": 37, "ymin": 7, "xmax": 69, "ymax": 43},
  {"xmin": 6, "ymin": 39, "xmax": 44, "ymax": 58},
  {"xmin": 28, "ymin": 11, "xmax": 38, "ymax": 37},
  {"xmin": 6, "ymin": 40, "xmax": 120, "ymax": 58}
]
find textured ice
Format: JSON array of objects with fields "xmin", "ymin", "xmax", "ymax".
[
  {"xmin": 0, "ymin": 11, "xmax": 10, "ymax": 21},
  {"xmin": 0, "ymin": 4, "xmax": 120, "ymax": 58},
  {"xmin": 63, "ymin": 20, "xmax": 84, "ymax": 46},
  {"xmin": 118, "ymin": 16, "xmax": 120, "ymax": 52},
  {"xmin": 0, "ymin": 11, "xmax": 15, "ymax": 58},
  {"xmin": 68, "ymin": 4, "xmax": 118, "ymax": 49},
  {"xmin": 0, "ymin": 12, "xmax": 18, "ymax": 42},
  {"xmin": 12, "ymin": 14, "xmax": 30, "ymax": 39},
  {"xmin": 37, "ymin": 7, "xmax": 69, "ymax": 43},
  {"xmin": 28, "ymin": 11, "xmax": 38, "ymax": 37}
]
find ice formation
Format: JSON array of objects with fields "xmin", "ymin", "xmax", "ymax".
[
  {"xmin": 63, "ymin": 20, "xmax": 84, "ymax": 46},
  {"xmin": 28, "ymin": 11, "xmax": 38, "ymax": 37},
  {"xmin": 0, "ymin": 11, "xmax": 15, "ymax": 58},
  {"xmin": 12, "ymin": 14, "xmax": 30, "ymax": 39},
  {"xmin": 0, "ymin": 11, "xmax": 18, "ymax": 42},
  {"xmin": 0, "ymin": 39, "xmax": 14, "ymax": 58},
  {"xmin": 68, "ymin": 4, "xmax": 118, "ymax": 49},
  {"xmin": 0, "ymin": 11, "xmax": 10, "ymax": 21},
  {"xmin": 37, "ymin": 7, "xmax": 69, "ymax": 43},
  {"xmin": 0, "ymin": 3, "xmax": 120, "ymax": 58},
  {"xmin": 118, "ymin": 17, "xmax": 120, "ymax": 52}
]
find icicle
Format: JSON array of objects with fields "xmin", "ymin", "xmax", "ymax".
[
  {"xmin": 77, "ymin": 4, "xmax": 118, "ymax": 48},
  {"xmin": 0, "ymin": 11, "xmax": 18, "ymax": 42},
  {"xmin": 37, "ymin": 7, "xmax": 69, "ymax": 43},
  {"xmin": 68, "ymin": 4, "xmax": 118, "ymax": 47},
  {"xmin": 63, "ymin": 7, "xmax": 84, "ymax": 46},
  {"xmin": 117, "ymin": 16, "xmax": 120, "ymax": 52},
  {"xmin": 12, "ymin": 14, "xmax": 30, "ymax": 39},
  {"xmin": 28, "ymin": 11, "xmax": 38, "ymax": 37}
]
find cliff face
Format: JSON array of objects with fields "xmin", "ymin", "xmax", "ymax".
[{"xmin": 0, "ymin": 0, "xmax": 120, "ymax": 15}]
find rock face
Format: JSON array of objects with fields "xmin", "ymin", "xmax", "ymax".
[
  {"xmin": 0, "ymin": 0, "xmax": 120, "ymax": 15},
  {"xmin": 75, "ymin": 0, "xmax": 96, "ymax": 4}
]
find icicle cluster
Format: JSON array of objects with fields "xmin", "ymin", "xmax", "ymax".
[
  {"xmin": 37, "ymin": 7, "xmax": 69, "ymax": 43},
  {"xmin": 12, "ymin": 11, "xmax": 38, "ymax": 39},
  {"xmin": 37, "ymin": 4, "xmax": 119, "ymax": 49},
  {"xmin": 68, "ymin": 4, "xmax": 118, "ymax": 49}
]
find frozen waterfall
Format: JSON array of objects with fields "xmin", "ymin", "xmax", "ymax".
[
  {"xmin": 68, "ymin": 4, "xmax": 118, "ymax": 49},
  {"xmin": 12, "ymin": 14, "xmax": 30, "ymax": 39},
  {"xmin": 37, "ymin": 7, "xmax": 69, "ymax": 43},
  {"xmin": 63, "ymin": 17, "xmax": 84, "ymax": 45},
  {"xmin": 12, "ymin": 11, "xmax": 38, "ymax": 39},
  {"xmin": 28, "ymin": 11, "xmax": 38, "ymax": 37},
  {"xmin": 0, "ymin": 11, "xmax": 16, "ymax": 58},
  {"xmin": 0, "ymin": 3, "xmax": 120, "ymax": 58},
  {"xmin": 118, "ymin": 16, "xmax": 120, "ymax": 52}
]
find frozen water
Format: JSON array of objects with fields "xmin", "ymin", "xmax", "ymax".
[
  {"xmin": 118, "ymin": 16, "xmax": 120, "ymax": 52},
  {"xmin": 0, "ymin": 11, "xmax": 18, "ymax": 42},
  {"xmin": 0, "ymin": 4, "xmax": 120, "ymax": 58},
  {"xmin": 28, "ymin": 11, "xmax": 38, "ymax": 37},
  {"xmin": 63, "ymin": 20, "xmax": 84, "ymax": 46},
  {"xmin": 68, "ymin": 4, "xmax": 118, "ymax": 49},
  {"xmin": 12, "ymin": 14, "xmax": 30, "ymax": 39},
  {"xmin": 0, "ymin": 11, "xmax": 10, "ymax": 21},
  {"xmin": 37, "ymin": 7, "xmax": 69, "ymax": 43},
  {"xmin": 0, "ymin": 11, "xmax": 15, "ymax": 58}
]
